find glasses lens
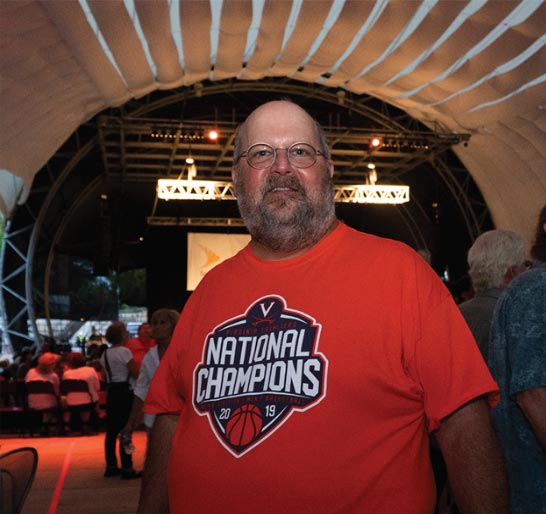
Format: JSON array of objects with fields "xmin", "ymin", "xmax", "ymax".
[
  {"xmin": 247, "ymin": 144, "xmax": 275, "ymax": 168},
  {"xmin": 288, "ymin": 143, "xmax": 317, "ymax": 167},
  {"xmin": 245, "ymin": 142, "xmax": 319, "ymax": 168}
]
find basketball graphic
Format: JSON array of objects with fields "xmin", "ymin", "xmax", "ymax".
[{"xmin": 225, "ymin": 404, "xmax": 263, "ymax": 447}]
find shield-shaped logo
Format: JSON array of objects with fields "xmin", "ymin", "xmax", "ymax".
[{"xmin": 193, "ymin": 295, "xmax": 328, "ymax": 457}]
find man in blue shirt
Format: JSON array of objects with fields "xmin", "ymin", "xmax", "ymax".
[{"xmin": 489, "ymin": 203, "xmax": 546, "ymax": 514}]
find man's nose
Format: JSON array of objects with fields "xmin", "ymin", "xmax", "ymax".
[{"xmin": 271, "ymin": 148, "xmax": 293, "ymax": 173}]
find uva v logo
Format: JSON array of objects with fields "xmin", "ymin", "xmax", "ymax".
[{"xmin": 193, "ymin": 295, "xmax": 328, "ymax": 458}]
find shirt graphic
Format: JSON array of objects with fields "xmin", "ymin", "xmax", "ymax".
[{"xmin": 193, "ymin": 295, "xmax": 328, "ymax": 458}]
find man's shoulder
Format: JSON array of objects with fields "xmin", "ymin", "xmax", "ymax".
[
  {"xmin": 339, "ymin": 223, "xmax": 417, "ymax": 259},
  {"xmin": 503, "ymin": 264, "xmax": 546, "ymax": 304},
  {"xmin": 125, "ymin": 338, "xmax": 143, "ymax": 349}
]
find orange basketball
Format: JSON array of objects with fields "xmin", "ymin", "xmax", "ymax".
[{"xmin": 225, "ymin": 404, "xmax": 263, "ymax": 447}]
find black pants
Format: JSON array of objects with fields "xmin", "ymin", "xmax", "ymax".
[{"xmin": 104, "ymin": 383, "xmax": 133, "ymax": 470}]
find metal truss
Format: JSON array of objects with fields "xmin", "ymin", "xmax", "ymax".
[
  {"xmin": 98, "ymin": 115, "xmax": 468, "ymax": 183},
  {"xmin": 157, "ymin": 179, "xmax": 410, "ymax": 205}
]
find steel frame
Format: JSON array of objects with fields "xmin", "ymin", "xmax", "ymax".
[{"xmin": 0, "ymin": 79, "xmax": 488, "ymax": 352}]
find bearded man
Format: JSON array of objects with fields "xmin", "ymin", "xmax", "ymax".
[{"xmin": 138, "ymin": 101, "xmax": 508, "ymax": 514}]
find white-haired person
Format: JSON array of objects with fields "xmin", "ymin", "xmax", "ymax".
[{"xmin": 459, "ymin": 229, "xmax": 530, "ymax": 361}]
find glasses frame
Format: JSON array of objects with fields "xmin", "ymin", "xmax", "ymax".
[{"xmin": 235, "ymin": 141, "xmax": 326, "ymax": 170}]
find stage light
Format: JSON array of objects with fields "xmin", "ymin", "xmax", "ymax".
[
  {"xmin": 370, "ymin": 137, "xmax": 383, "ymax": 149},
  {"xmin": 207, "ymin": 130, "xmax": 219, "ymax": 141}
]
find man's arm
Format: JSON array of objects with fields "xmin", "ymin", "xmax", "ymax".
[
  {"xmin": 137, "ymin": 413, "xmax": 179, "ymax": 514},
  {"xmin": 516, "ymin": 386, "xmax": 546, "ymax": 449},
  {"xmin": 435, "ymin": 397, "xmax": 509, "ymax": 514},
  {"xmin": 122, "ymin": 396, "xmax": 144, "ymax": 435}
]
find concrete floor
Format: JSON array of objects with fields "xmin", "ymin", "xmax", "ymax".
[{"xmin": 0, "ymin": 432, "xmax": 147, "ymax": 514}]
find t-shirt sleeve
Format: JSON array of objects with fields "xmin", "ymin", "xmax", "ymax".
[
  {"xmin": 405, "ymin": 256, "xmax": 499, "ymax": 432},
  {"xmin": 144, "ymin": 301, "xmax": 195, "ymax": 416},
  {"xmin": 122, "ymin": 346, "xmax": 134, "ymax": 363}
]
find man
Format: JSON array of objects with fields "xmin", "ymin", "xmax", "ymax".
[
  {"xmin": 125, "ymin": 322, "xmax": 155, "ymax": 371},
  {"xmin": 459, "ymin": 229, "xmax": 528, "ymax": 361},
  {"xmin": 139, "ymin": 101, "xmax": 508, "ymax": 514},
  {"xmin": 489, "ymin": 204, "xmax": 546, "ymax": 514}
]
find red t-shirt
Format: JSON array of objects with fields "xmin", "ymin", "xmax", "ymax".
[
  {"xmin": 125, "ymin": 337, "xmax": 155, "ymax": 370},
  {"xmin": 145, "ymin": 223, "xmax": 498, "ymax": 514}
]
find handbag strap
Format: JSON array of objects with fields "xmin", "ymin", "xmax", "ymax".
[
  {"xmin": 103, "ymin": 348, "xmax": 113, "ymax": 383},
  {"xmin": 103, "ymin": 347, "xmax": 130, "ymax": 383}
]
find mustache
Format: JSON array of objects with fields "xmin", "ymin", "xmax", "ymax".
[{"xmin": 263, "ymin": 175, "xmax": 304, "ymax": 194}]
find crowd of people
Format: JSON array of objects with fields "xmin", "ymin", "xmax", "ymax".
[
  {"xmin": 0, "ymin": 312, "xmax": 180, "ymax": 481},
  {"xmin": 1, "ymin": 100, "xmax": 543, "ymax": 514}
]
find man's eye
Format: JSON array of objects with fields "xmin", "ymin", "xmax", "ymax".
[
  {"xmin": 250, "ymin": 147, "xmax": 273, "ymax": 159},
  {"xmin": 291, "ymin": 146, "xmax": 312, "ymax": 157}
]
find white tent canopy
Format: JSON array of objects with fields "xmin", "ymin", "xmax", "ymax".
[{"xmin": 1, "ymin": 0, "xmax": 545, "ymax": 242}]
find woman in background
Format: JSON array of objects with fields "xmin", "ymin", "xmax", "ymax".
[{"xmin": 100, "ymin": 321, "xmax": 139, "ymax": 479}]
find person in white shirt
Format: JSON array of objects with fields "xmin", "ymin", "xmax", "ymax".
[
  {"xmin": 62, "ymin": 352, "xmax": 101, "ymax": 432},
  {"xmin": 25, "ymin": 352, "xmax": 60, "ymax": 410},
  {"xmin": 123, "ymin": 309, "xmax": 180, "ymax": 436},
  {"xmin": 99, "ymin": 321, "xmax": 140, "ymax": 479}
]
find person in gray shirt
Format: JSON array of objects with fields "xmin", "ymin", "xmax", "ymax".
[{"xmin": 459, "ymin": 229, "xmax": 529, "ymax": 361}]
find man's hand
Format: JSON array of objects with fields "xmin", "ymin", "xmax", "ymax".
[
  {"xmin": 137, "ymin": 413, "xmax": 179, "ymax": 514},
  {"xmin": 435, "ymin": 397, "xmax": 509, "ymax": 514}
]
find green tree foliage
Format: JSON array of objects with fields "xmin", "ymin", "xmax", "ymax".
[{"xmin": 118, "ymin": 268, "xmax": 147, "ymax": 306}]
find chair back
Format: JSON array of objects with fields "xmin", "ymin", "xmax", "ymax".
[
  {"xmin": 0, "ymin": 447, "xmax": 38, "ymax": 514},
  {"xmin": 25, "ymin": 380, "xmax": 59, "ymax": 412},
  {"xmin": 25, "ymin": 381, "xmax": 56, "ymax": 396},
  {"xmin": 61, "ymin": 379, "xmax": 93, "ymax": 403}
]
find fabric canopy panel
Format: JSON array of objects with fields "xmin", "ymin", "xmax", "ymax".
[{"xmin": 0, "ymin": 0, "xmax": 545, "ymax": 242}]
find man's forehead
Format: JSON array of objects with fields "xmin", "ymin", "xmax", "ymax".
[
  {"xmin": 248, "ymin": 101, "xmax": 312, "ymax": 125},
  {"xmin": 243, "ymin": 102, "xmax": 317, "ymax": 142}
]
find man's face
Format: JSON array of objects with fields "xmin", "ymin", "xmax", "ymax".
[
  {"xmin": 232, "ymin": 102, "xmax": 335, "ymax": 252},
  {"xmin": 138, "ymin": 323, "xmax": 151, "ymax": 341},
  {"xmin": 150, "ymin": 313, "xmax": 174, "ymax": 341}
]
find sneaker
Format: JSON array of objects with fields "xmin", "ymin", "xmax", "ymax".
[
  {"xmin": 120, "ymin": 469, "xmax": 142, "ymax": 480},
  {"xmin": 104, "ymin": 467, "xmax": 121, "ymax": 477}
]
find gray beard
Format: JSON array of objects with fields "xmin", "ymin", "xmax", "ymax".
[{"xmin": 236, "ymin": 173, "xmax": 336, "ymax": 254}]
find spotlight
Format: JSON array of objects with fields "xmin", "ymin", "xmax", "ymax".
[
  {"xmin": 369, "ymin": 137, "xmax": 383, "ymax": 149},
  {"xmin": 207, "ymin": 130, "xmax": 219, "ymax": 141}
]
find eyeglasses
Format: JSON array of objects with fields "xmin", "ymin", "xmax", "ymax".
[{"xmin": 235, "ymin": 142, "xmax": 326, "ymax": 169}]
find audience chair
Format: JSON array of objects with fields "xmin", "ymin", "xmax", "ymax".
[
  {"xmin": 0, "ymin": 447, "xmax": 38, "ymax": 514},
  {"xmin": 0, "ymin": 380, "xmax": 25, "ymax": 434},
  {"xmin": 60, "ymin": 379, "xmax": 98, "ymax": 434},
  {"xmin": 25, "ymin": 381, "xmax": 63, "ymax": 436}
]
